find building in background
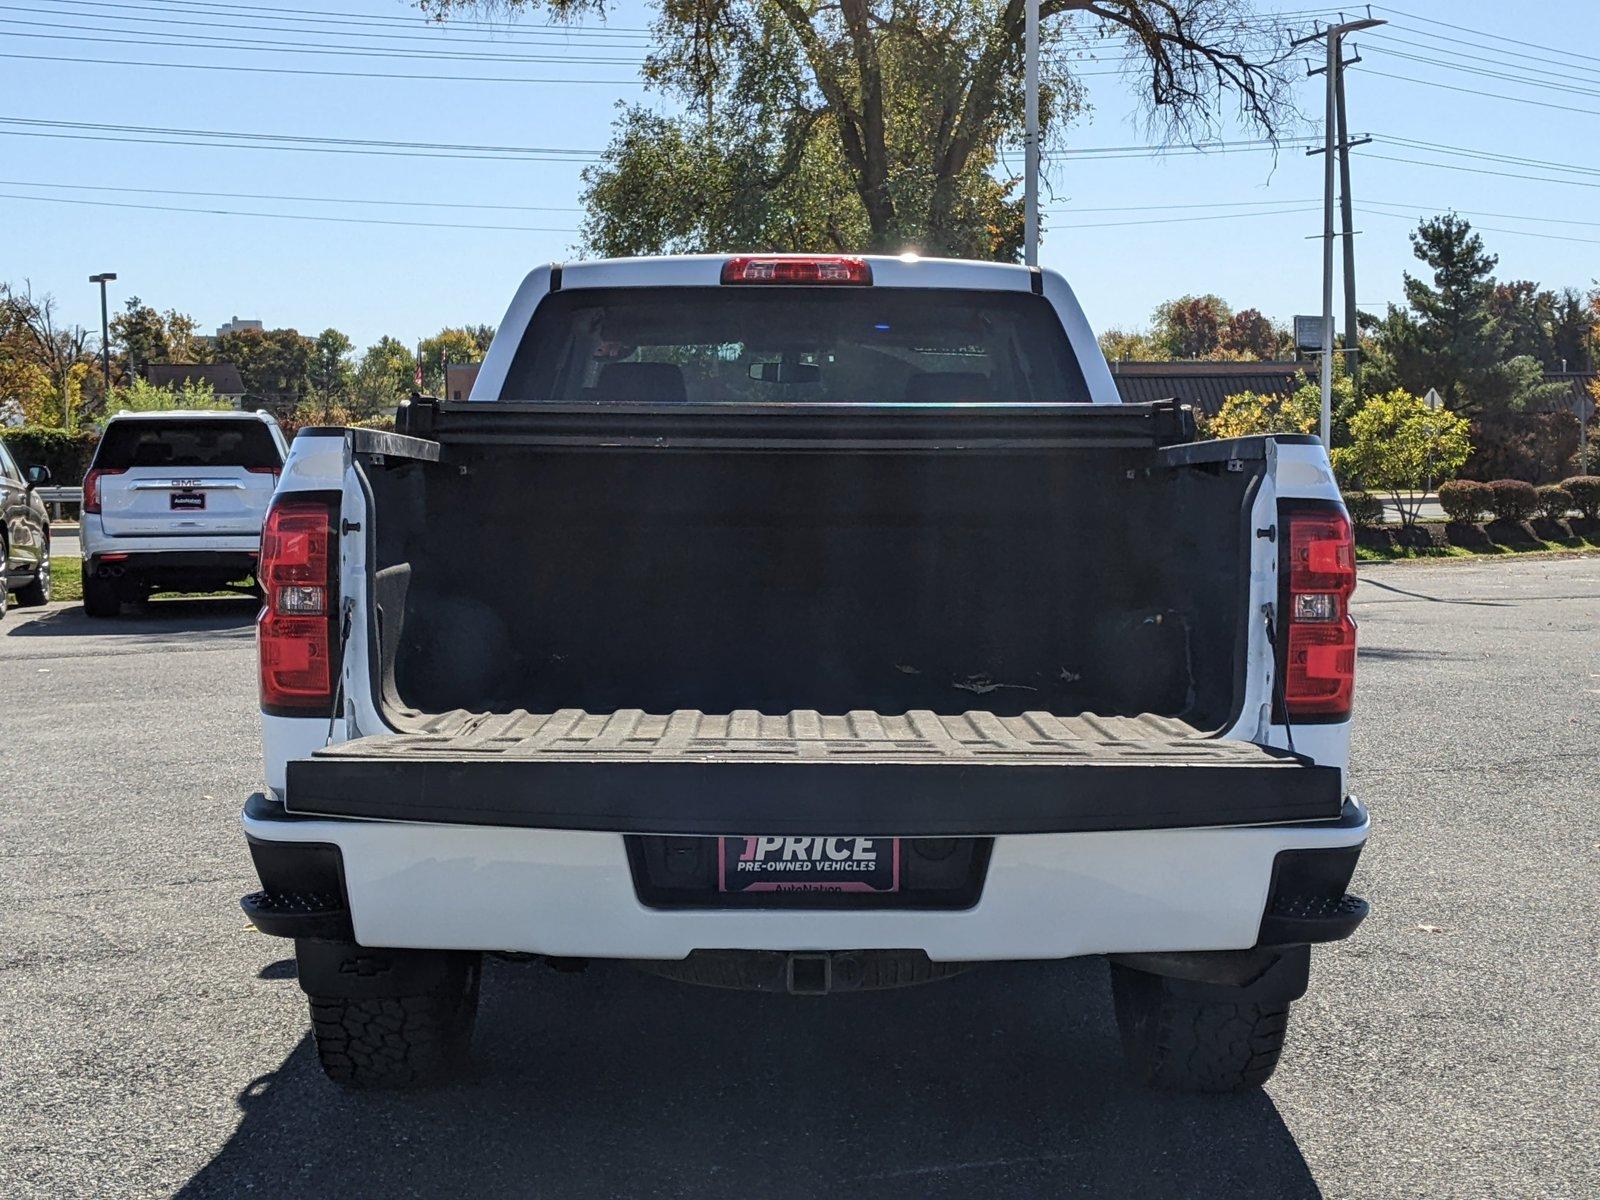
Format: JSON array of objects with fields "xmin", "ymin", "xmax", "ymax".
[
  {"xmin": 215, "ymin": 316, "xmax": 263, "ymax": 338},
  {"xmin": 144, "ymin": 363, "xmax": 249, "ymax": 407},
  {"xmin": 445, "ymin": 362, "xmax": 481, "ymax": 402},
  {"xmin": 1109, "ymin": 360, "xmax": 1313, "ymax": 417}
]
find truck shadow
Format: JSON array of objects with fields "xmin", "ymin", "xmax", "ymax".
[
  {"xmin": 178, "ymin": 957, "xmax": 1320, "ymax": 1199},
  {"xmin": 4, "ymin": 597, "xmax": 258, "ymax": 639}
]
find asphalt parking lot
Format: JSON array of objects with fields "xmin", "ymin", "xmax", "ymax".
[{"xmin": 2, "ymin": 556, "xmax": 1596, "ymax": 1199}]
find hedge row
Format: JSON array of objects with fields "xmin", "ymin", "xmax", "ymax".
[
  {"xmin": 0, "ymin": 426, "xmax": 100, "ymax": 484},
  {"xmin": 1439, "ymin": 476, "xmax": 1600, "ymax": 522}
]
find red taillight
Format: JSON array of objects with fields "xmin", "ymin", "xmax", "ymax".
[
  {"xmin": 1282, "ymin": 508, "xmax": 1357, "ymax": 718},
  {"xmin": 721, "ymin": 255, "xmax": 872, "ymax": 285},
  {"xmin": 82, "ymin": 467, "xmax": 125, "ymax": 513},
  {"xmin": 257, "ymin": 494, "xmax": 339, "ymax": 715}
]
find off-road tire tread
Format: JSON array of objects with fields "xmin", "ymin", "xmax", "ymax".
[
  {"xmin": 307, "ymin": 983, "xmax": 477, "ymax": 1089},
  {"xmin": 1111, "ymin": 964, "xmax": 1291, "ymax": 1093}
]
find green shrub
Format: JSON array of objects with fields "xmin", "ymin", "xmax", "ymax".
[
  {"xmin": 1438, "ymin": 479, "xmax": 1491, "ymax": 523},
  {"xmin": 1562, "ymin": 476, "xmax": 1600, "ymax": 520},
  {"xmin": 1342, "ymin": 490, "xmax": 1384, "ymax": 529},
  {"xmin": 1533, "ymin": 485, "xmax": 1573, "ymax": 521},
  {"xmin": 1487, "ymin": 478, "xmax": 1538, "ymax": 522},
  {"xmin": 0, "ymin": 425, "xmax": 100, "ymax": 485}
]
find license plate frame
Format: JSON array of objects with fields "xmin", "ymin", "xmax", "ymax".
[
  {"xmin": 169, "ymin": 490, "xmax": 206, "ymax": 511},
  {"xmin": 718, "ymin": 836, "xmax": 901, "ymax": 894}
]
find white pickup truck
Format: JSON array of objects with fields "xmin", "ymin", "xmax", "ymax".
[{"xmin": 240, "ymin": 254, "xmax": 1367, "ymax": 1092}]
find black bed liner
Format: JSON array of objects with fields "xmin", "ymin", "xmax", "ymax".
[{"xmin": 285, "ymin": 709, "xmax": 1341, "ymax": 835}]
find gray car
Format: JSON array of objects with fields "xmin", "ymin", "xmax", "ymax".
[{"xmin": 0, "ymin": 439, "xmax": 52, "ymax": 618}]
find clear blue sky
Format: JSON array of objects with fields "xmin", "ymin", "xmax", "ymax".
[{"xmin": 3, "ymin": 0, "xmax": 1597, "ymax": 356}]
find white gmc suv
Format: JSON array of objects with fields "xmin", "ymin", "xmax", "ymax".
[
  {"xmin": 240, "ymin": 255, "xmax": 1368, "ymax": 1092},
  {"xmin": 80, "ymin": 409, "xmax": 286, "ymax": 616}
]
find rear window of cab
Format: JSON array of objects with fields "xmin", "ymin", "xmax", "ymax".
[{"xmin": 500, "ymin": 287, "xmax": 1092, "ymax": 405}]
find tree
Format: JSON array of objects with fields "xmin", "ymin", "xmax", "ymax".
[
  {"xmin": 422, "ymin": 1, "xmax": 1295, "ymax": 259},
  {"xmin": 1218, "ymin": 307, "xmax": 1285, "ymax": 359},
  {"xmin": 1489, "ymin": 282, "xmax": 1597, "ymax": 372},
  {"xmin": 1362, "ymin": 214, "xmax": 1560, "ymax": 417},
  {"xmin": 1331, "ymin": 388, "xmax": 1471, "ymax": 527},
  {"xmin": 0, "ymin": 281, "xmax": 96, "ymax": 428},
  {"xmin": 1204, "ymin": 386, "xmax": 1317, "ymax": 439},
  {"xmin": 352, "ymin": 336, "xmax": 417, "ymax": 418},
  {"xmin": 294, "ymin": 328, "xmax": 358, "ymax": 425},
  {"xmin": 418, "ymin": 327, "xmax": 486, "ymax": 397},
  {"xmin": 1203, "ymin": 369, "xmax": 1356, "ymax": 442},
  {"xmin": 215, "ymin": 327, "xmax": 316, "ymax": 408},
  {"xmin": 1097, "ymin": 326, "xmax": 1160, "ymax": 363},
  {"xmin": 107, "ymin": 376, "xmax": 217, "ymax": 413},
  {"xmin": 109, "ymin": 298, "xmax": 205, "ymax": 377},
  {"xmin": 1151, "ymin": 293, "xmax": 1231, "ymax": 358}
]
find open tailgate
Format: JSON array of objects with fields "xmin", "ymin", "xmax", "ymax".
[{"xmin": 284, "ymin": 709, "xmax": 1341, "ymax": 835}]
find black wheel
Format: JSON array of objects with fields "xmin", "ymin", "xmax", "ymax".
[
  {"xmin": 15, "ymin": 545, "xmax": 51, "ymax": 607},
  {"xmin": 1110, "ymin": 963, "xmax": 1292, "ymax": 1093},
  {"xmin": 82, "ymin": 571, "xmax": 121, "ymax": 618},
  {"xmin": 306, "ymin": 959, "xmax": 481, "ymax": 1088}
]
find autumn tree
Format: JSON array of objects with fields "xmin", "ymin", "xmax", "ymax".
[
  {"xmin": 421, "ymin": 0, "xmax": 1296, "ymax": 259},
  {"xmin": 1150, "ymin": 293, "xmax": 1230, "ymax": 358},
  {"xmin": 110, "ymin": 298, "xmax": 204, "ymax": 377}
]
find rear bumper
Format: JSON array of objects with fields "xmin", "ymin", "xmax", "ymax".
[
  {"xmin": 87, "ymin": 549, "xmax": 258, "ymax": 574},
  {"xmin": 240, "ymin": 793, "xmax": 1368, "ymax": 961},
  {"xmin": 83, "ymin": 520, "xmax": 262, "ymax": 562}
]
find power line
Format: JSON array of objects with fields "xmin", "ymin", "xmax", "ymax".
[
  {"xmin": 1361, "ymin": 199, "xmax": 1600, "ymax": 230},
  {"xmin": 0, "ymin": 49, "xmax": 641, "ymax": 85},
  {"xmin": 0, "ymin": 116, "xmax": 598, "ymax": 157},
  {"xmin": 0, "ymin": 177, "xmax": 584, "ymax": 212},
  {"xmin": 1358, "ymin": 67, "xmax": 1600, "ymax": 118},
  {"xmin": 25, "ymin": 0, "xmax": 655, "ymax": 44},
  {"xmin": 1373, "ymin": 5, "xmax": 1600, "ymax": 69},
  {"xmin": 1357, "ymin": 205, "xmax": 1600, "ymax": 246},
  {"xmin": 1362, "ymin": 44, "xmax": 1600, "ymax": 101},
  {"xmin": 0, "ymin": 190, "xmax": 578, "ymax": 233},
  {"xmin": 1052, "ymin": 206, "xmax": 1322, "ymax": 230},
  {"xmin": 1360, "ymin": 152, "xmax": 1600, "ymax": 192},
  {"xmin": 0, "ymin": 22, "xmax": 646, "ymax": 67},
  {"xmin": 1380, "ymin": 135, "xmax": 1600, "ymax": 179},
  {"xmin": 1370, "ymin": 26, "xmax": 1600, "ymax": 84},
  {"xmin": 30, "ymin": 0, "xmax": 655, "ymax": 36}
]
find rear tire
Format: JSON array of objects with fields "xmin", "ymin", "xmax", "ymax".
[
  {"xmin": 15, "ymin": 549, "xmax": 51, "ymax": 607},
  {"xmin": 1110, "ymin": 963, "xmax": 1291, "ymax": 1093},
  {"xmin": 82, "ymin": 572, "xmax": 121, "ymax": 618},
  {"xmin": 306, "ymin": 960, "xmax": 481, "ymax": 1089}
]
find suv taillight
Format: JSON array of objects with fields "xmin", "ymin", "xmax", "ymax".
[
  {"xmin": 257, "ymin": 493, "xmax": 339, "ymax": 716},
  {"xmin": 1280, "ymin": 505, "xmax": 1357, "ymax": 719},
  {"xmin": 82, "ymin": 467, "xmax": 126, "ymax": 513}
]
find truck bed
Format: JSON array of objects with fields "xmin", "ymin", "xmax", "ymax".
[{"xmin": 284, "ymin": 709, "xmax": 1342, "ymax": 835}]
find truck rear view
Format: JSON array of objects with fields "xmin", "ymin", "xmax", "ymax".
[{"xmin": 242, "ymin": 255, "xmax": 1368, "ymax": 1092}]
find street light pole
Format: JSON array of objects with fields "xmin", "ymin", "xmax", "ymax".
[
  {"xmin": 89, "ymin": 272, "xmax": 117, "ymax": 398},
  {"xmin": 1023, "ymin": 0, "xmax": 1040, "ymax": 267}
]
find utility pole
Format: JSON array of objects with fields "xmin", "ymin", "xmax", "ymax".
[
  {"xmin": 1295, "ymin": 16, "xmax": 1382, "ymax": 447},
  {"xmin": 1335, "ymin": 60, "xmax": 1362, "ymax": 396},
  {"xmin": 1023, "ymin": 0, "xmax": 1040, "ymax": 267}
]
